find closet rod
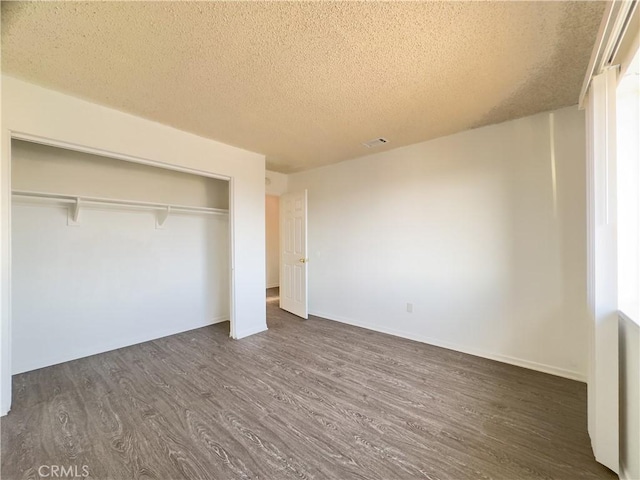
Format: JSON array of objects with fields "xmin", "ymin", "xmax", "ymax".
[{"xmin": 11, "ymin": 190, "xmax": 229, "ymax": 216}]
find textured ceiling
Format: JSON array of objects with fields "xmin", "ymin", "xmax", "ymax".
[{"xmin": 1, "ymin": 1, "xmax": 605, "ymax": 173}]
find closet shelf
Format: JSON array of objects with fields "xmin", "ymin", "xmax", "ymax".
[{"xmin": 12, "ymin": 190, "xmax": 228, "ymax": 228}]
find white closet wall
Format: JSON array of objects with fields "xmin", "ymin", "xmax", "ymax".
[
  {"xmin": 12, "ymin": 140, "xmax": 229, "ymax": 208},
  {"xmin": 11, "ymin": 141, "xmax": 230, "ymax": 374}
]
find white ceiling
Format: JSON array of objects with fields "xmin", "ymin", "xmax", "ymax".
[{"xmin": 1, "ymin": 1, "xmax": 605, "ymax": 173}]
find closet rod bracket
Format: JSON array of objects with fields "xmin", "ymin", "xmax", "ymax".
[
  {"xmin": 67, "ymin": 198, "xmax": 81, "ymax": 226},
  {"xmin": 156, "ymin": 206, "xmax": 171, "ymax": 229}
]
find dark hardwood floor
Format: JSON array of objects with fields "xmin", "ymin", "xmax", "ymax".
[{"xmin": 1, "ymin": 288, "xmax": 615, "ymax": 479}]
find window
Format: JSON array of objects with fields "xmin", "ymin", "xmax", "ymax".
[{"xmin": 617, "ymin": 47, "xmax": 640, "ymax": 320}]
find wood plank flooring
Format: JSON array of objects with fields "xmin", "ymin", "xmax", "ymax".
[{"xmin": 1, "ymin": 288, "xmax": 615, "ymax": 479}]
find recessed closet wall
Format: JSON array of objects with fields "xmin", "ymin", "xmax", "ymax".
[{"xmin": 11, "ymin": 140, "xmax": 230, "ymax": 374}]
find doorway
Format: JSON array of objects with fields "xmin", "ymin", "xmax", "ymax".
[
  {"xmin": 265, "ymin": 194, "xmax": 281, "ymax": 315},
  {"xmin": 265, "ymin": 195, "xmax": 280, "ymax": 291},
  {"xmin": 279, "ymin": 190, "xmax": 308, "ymax": 319},
  {"xmin": 265, "ymin": 190, "xmax": 309, "ymax": 319}
]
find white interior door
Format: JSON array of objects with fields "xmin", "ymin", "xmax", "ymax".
[{"xmin": 280, "ymin": 190, "xmax": 308, "ymax": 319}]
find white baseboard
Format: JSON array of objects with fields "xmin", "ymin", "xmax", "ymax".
[
  {"xmin": 310, "ymin": 310, "xmax": 587, "ymax": 383},
  {"xmin": 211, "ymin": 316, "xmax": 230, "ymax": 324},
  {"xmin": 619, "ymin": 463, "xmax": 637, "ymax": 480},
  {"xmin": 12, "ymin": 315, "xmax": 230, "ymax": 375},
  {"xmin": 235, "ymin": 323, "xmax": 268, "ymax": 339},
  {"xmin": 619, "ymin": 465, "xmax": 628, "ymax": 480}
]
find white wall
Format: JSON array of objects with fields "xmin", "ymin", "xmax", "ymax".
[
  {"xmin": 1, "ymin": 75, "xmax": 267, "ymax": 415},
  {"xmin": 266, "ymin": 195, "xmax": 280, "ymax": 288},
  {"xmin": 12, "ymin": 205, "xmax": 229, "ymax": 374},
  {"xmin": 266, "ymin": 170, "xmax": 289, "ymax": 196},
  {"xmin": 12, "ymin": 140, "xmax": 229, "ymax": 209},
  {"xmin": 620, "ymin": 312, "xmax": 640, "ymax": 480},
  {"xmin": 290, "ymin": 105, "xmax": 588, "ymax": 380}
]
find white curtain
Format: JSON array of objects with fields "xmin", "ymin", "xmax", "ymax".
[{"xmin": 585, "ymin": 66, "xmax": 620, "ymax": 474}]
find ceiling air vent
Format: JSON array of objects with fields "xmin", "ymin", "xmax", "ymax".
[{"xmin": 362, "ymin": 137, "xmax": 388, "ymax": 148}]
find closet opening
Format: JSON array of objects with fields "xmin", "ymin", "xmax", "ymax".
[{"xmin": 10, "ymin": 138, "xmax": 232, "ymax": 375}]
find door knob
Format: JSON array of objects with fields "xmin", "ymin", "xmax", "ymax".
[{"xmin": 299, "ymin": 258, "xmax": 307, "ymax": 263}]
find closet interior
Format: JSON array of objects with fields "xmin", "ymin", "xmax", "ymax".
[{"xmin": 10, "ymin": 139, "xmax": 230, "ymax": 374}]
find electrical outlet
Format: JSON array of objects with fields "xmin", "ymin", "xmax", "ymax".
[{"xmin": 406, "ymin": 303, "xmax": 413, "ymax": 313}]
